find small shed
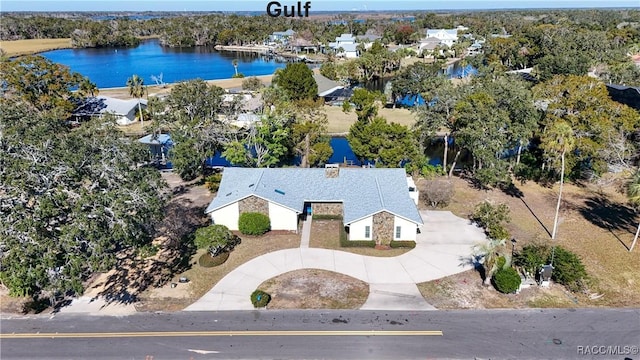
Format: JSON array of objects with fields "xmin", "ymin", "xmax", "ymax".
[{"xmin": 138, "ymin": 133, "xmax": 173, "ymax": 165}]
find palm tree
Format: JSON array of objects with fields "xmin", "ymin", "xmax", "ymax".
[
  {"xmin": 78, "ymin": 77, "xmax": 98, "ymax": 97},
  {"xmin": 126, "ymin": 74, "xmax": 145, "ymax": 127},
  {"xmin": 542, "ymin": 120, "xmax": 576, "ymax": 241},
  {"xmin": 627, "ymin": 169, "xmax": 640, "ymax": 252},
  {"xmin": 232, "ymin": 59, "xmax": 239, "ymax": 76},
  {"xmin": 474, "ymin": 239, "xmax": 507, "ymax": 286}
]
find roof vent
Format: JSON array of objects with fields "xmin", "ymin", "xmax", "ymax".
[
  {"xmin": 274, "ymin": 189, "xmax": 285, "ymax": 195},
  {"xmin": 324, "ymin": 163, "xmax": 339, "ymax": 178},
  {"xmin": 248, "ymin": 183, "xmax": 254, "ymax": 188}
]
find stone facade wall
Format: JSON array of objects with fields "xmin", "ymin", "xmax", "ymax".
[
  {"xmin": 372, "ymin": 211, "xmax": 395, "ymax": 245},
  {"xmin": 238, "ymin": 195, "xmax": 269, "ymax": 215},
  {"xmin": 311, "ymin": 202, "xmax": 343, "ymax": 216}
]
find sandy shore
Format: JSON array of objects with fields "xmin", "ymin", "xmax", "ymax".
[{"xmin": 98, "ymin": 74, "xmax": 276, "ymax": 99}]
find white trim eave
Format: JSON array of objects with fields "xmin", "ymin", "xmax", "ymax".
[
  {"xmin": 205, "ymin": 193, "xmax": 302, "ymax": 215},
  {"xmin": 345, "ymin": 209, "xmax": 423, "ymax": 226}
]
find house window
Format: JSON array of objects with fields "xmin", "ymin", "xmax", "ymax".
[
  {"xmin": 364, "ymin": 226, "xmax": 371, "ymax": 239},
  {"xmin": 395, "ymin": 226, "xmax": 401, "ymax": 239}
]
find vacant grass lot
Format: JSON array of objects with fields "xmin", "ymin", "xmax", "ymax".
[
  {"xmin": 1, "ymin": 38, "xmax": 72, "ymax": 57},
  {"xmin": 324, "ymin": 106, "xmax": 416, "ymax": 134},
  {"xmin": 417, "ymin": 176, "xmax": 640, "ymax": 308}
]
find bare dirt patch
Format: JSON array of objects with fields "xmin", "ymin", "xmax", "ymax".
[
  {"xmin": 417, "ymin": 175, "xmax": 640, "ymax": 308},
  {"xmin": 418, "ymin": 270, "xmax": 583, "ymax": 309},
  {"xmin": 258, "ymin": 269, "xmax": 369, "ymax": 309}
]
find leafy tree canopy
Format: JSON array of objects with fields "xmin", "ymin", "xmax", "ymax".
[
  {"xmin": 273, "ymin": 63, "xmax": 317, "ymax": 101},
  {"xmin": 0, "ymin": 99, "xmax": 167, "ymax": 300}
]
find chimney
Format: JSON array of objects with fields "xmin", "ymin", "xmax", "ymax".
[{"xmin": 324, "ymin": 163, "xmax": 339, "ymax": 178}]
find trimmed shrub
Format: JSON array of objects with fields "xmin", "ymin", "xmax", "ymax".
[
  {"xmin": 204, "ymin": 173, "xmax": 223, "ymax": 192},
  {"xmin": 251, "ymin": 290, "xmax": 271, "ymax": 308},
  {"xmin": 194, "ymin": 224, "xmax": 241, "ymax": 257},
  {"xmin": 198, "ymin": 251, "xmax": 229, "ymax": 268},
  {"xmin": 514, "ymin": 244, "xmax": 550, "ymax": 276},
  {"xmin": 390, "ymin": 240, "xmax": 417, "ymax": 249},
  {"xmin": 238, "ymin": 212, "xmax": 271, "ymax": 235},
  {"xmin": 492, "ymin": 267, "xmax": 521, "ymax": 294},
  {"xmin": 550, "ymin": 247, "xmax": 588, "ymax": 292},
  {"xmin": 312, "ymin": 214, "xmax": 343, "ymax": 220}
]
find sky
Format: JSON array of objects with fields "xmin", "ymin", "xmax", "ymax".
[{"xmin": 2, "ymin": 0, "xmax": 639, "ymax": 12}]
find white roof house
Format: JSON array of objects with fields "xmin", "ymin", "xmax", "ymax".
[
  {"xmin": 73, "ymin": 96, "xmax": 147, "ymax": 126},
  {"xmin": 329, "ymin": 33, "xmax": 359, "ymax": 58},
  {"xmin": 205, "ymin": 167, "xmax": 423, "ymax": 242},
  {"xmin": 425, "ymin": 29, "xmax": 459, "ymax": 47}
]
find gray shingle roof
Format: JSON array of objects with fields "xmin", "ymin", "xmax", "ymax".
[{"xmin": 205, "ymin": 168, "xmax": 422, "ymax": 225}]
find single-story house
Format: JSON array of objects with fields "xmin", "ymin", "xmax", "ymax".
[
  {"xmin": 72, "ymin": 96, "xmax": 147, "ymax": 126},
  {"xmin": 313, "ymin": 73, "xmax": 344, "ymax": 98},
  {"xmin": 418, "ymin": 37, "xmax": 442, "ymax": 55},
  {"xmin": 205, "ymin": 167, "xmax": 423, "ymax": 242}
]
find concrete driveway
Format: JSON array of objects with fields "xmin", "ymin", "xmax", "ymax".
[{"xmin": 186, "ymin": 210, "xmax": 487, "ymax": 311}]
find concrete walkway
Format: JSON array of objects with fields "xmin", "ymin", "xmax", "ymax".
[
  {"xmin": 186, "ymin": 210, "xmax": 486, "ymax": 311},
  {"xmin": 300, "ymin": 217, "xmax": 311, "ymax": 248}
]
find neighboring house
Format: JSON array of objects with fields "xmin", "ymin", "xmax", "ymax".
[
  {"xmin": 418, "ymin": 37, "xmax": 442, "ymax": 55},
  {"xmin": 425, "ymin": 29, "xmax": 459, "ymax": 47},
  {"xmin": 205, "ymin": 167, "xmax": 423, "ymax": 242},
  {"xmin": 72, "ymin": 96, "xmax": 147, "ymax": 126},
  {"xmin": 356, "ymin": 34, "xmax": 382, "ymax": 50},
  {"xmin": 466, "ymin": 41, "xmax": 483, "ymax": 56},
  {"xmin": 288, "ymin": 37, "xmax": 321, "ymax": 53},
  {"xmin": 138, "ymin": 133, "xmax": 173, "ymax": 165},
  {"xmin": 313, "ymin": 73, "xmax": 344, "ymax": 98},
  {"xmin": 269, "ymin": 29, "xmax": 296, "ymax": 45},
  {"xmin": 329, "ymin": 33, "xmax": 359, "ymax": 58}
]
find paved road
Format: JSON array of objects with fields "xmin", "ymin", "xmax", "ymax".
[{"xmin": 2, "ymin": 308, "xmax": 638, "ymax": 359}]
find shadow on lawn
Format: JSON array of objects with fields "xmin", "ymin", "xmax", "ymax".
[
  {"xmin": 579, "ymin": 196, "xmax": 639, "ymax": 251},
  {"xmin": 501, "ymin": 183, "xmax": 552, "ymax": 238},
  {"xmin": 94, "ymin": 198, "xmax": 206, "ymax": 306}
]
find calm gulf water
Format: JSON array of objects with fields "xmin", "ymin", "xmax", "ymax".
[{"xmin": 41, "ymin": 39, "xmax": 288, "ymax": 88}]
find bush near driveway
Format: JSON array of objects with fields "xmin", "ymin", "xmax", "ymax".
[
  {"xmin": 194, "ymin": 224, "xmax": 241, "ymax": 257},
  {"xmin": 492, "ymin": 267, "xmax": 522, "ymax": 293},
  {"xmin": 251, "ymin": 290, "xmax": 271, "ymax": 308},
  {"xmin": 239, "ymin": 212, "xmax": 271, "ymax": 235}
]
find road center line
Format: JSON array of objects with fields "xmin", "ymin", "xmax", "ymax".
[{"xmin": 1, "ymin": 330, "xmax": 443, "ymax": 339}]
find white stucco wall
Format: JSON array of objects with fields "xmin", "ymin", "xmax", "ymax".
[
  {"xmin": 348, "ymin": 216, "xmax": 373, "ymax": 240},
  {"xmin": 344, "ymin": 51, "xmax": 358, "ymax": 58},
  {"xmin": 393, "ymin": 216, "xmax": 418, "ymax": 241},
  {"xmin": 268, "ymin": 202, "xmax": 298, "ymax": 231},
  {"xmin": 209, "ymin": 202, "xmax": 240, "ymax": 231}
]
